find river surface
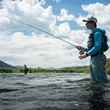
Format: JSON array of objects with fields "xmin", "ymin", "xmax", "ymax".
[{"xmin": 0, "ymin": 73, "xmax": 110, "ymax": 110}]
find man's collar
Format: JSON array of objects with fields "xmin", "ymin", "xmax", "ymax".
[{"xmin": 92, "ymin": 28, "xmax": 97, "ymax": 33}]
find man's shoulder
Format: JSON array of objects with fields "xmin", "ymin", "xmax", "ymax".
[
  {"xmin": 93, "ymin": 28, "xmax": 105, "ymax": 35},
  {"xmin": 94, "ymin": 28, "xmax": 105, "ymax": 32}
]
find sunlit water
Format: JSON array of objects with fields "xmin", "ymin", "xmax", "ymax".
[{"xmin": 0, "ymin": 73, "xmax": 110, "ymax": 110}]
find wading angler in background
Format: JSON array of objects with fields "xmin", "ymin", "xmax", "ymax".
[{"xmin": 76, "ymin": 17, "xmax": 109, "ymax": 82}]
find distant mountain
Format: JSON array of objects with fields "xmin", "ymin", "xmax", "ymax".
[{"xmin": 0, "ymin": 60, "xmax": 15, "ymax": 68}]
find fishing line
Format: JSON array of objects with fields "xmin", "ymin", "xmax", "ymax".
[{"xmin": 10, "ymin": 16, "xmax": 79, "ymax": 48}]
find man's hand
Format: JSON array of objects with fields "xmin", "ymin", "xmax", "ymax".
[
  {"xmin": 79, "ymin": 52, "xmax": 88, "ymax": 59},
  {"xmin": 79, "ymin": 50, "xmax": 84, "ymax": 55}
]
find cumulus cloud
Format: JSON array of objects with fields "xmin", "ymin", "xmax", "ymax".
[
  {"xmin": 0, "ymin": 0, "xmax": 109, "ymax": 68},
  {"xmin": 0, "ymin": 32, "xmax": 89, "ymax": 67},
  {"xmin": 57, "ymin": 9, "xmax": 74, "ymax": 22},
  {"xmin": 0, "ymin": 0, "xmax": 85, "ymax": 67},
  {"xmin": 0, "ymin": 8, "xmax": 10, "ymax": 30},
  {"xmin": 82, "ymin": 3, "xmax": 110, "ymax": 25},
  {"xmin": 1, "ymin": 0, "xmax": 56, "ymax": 33},
  {"xmin": 57, "ymin": 22, "xmax": 71, "ymax": 36}
]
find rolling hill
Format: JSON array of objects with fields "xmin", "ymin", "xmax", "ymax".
[{"xmin": 0, "ymin": 60, "xmax": 14, "ymax": 68}]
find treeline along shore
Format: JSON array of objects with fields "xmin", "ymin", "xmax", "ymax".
[{"xmin": 0, "ymin": 58, "xmax": 110, "ymax": 74}]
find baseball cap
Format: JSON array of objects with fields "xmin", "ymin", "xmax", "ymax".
[{"xmin": 83, "ymin": 16, "xmax": 97, "ymax": 23}]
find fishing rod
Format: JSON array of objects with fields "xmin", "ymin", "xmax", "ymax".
[{"xmin": 10, "ymin": 16, "xmax": 80, "ymax": 50}]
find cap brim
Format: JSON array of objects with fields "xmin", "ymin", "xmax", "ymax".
[{"xmin": 82, "ymin": 19, "xmax": 89, "ymax": 22}]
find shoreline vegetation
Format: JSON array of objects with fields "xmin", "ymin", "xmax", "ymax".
[{"xmin": 0, "ymin": 58, "xmax": 110, "ymax": 75}]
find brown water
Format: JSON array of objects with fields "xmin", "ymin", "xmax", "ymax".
[{"xmin": 0, "ymin": 73, "xmax": 110, "ymax": 110}]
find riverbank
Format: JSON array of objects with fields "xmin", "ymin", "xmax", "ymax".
[{"xmin": 0, "ymin": 58, "xmax": 110, "ymax": 74}]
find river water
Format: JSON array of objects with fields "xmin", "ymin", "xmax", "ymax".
[{"xmin": 0, "ymin": 73, "xmax": 110, "ymax": 110}]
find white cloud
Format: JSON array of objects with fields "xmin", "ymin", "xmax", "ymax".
[
  {"xmin": 57, "ymin": 9, "xmax": 74, "ymax": 21},
  {"xmin": 1, "ymin": 0, "xmax": 74, "ymax": 36},
  {"xmin": 1, "ymin": 1, "xmax": 110, "ymax": 68},
  {"xmin": 0, "ymin": 0, "xmax": 79, "ymax": 68},
  {"xmin": 82, "ymin": 3, "xmax": 110, "ymax": 25},
  {"xmin": 0, "ymin": 32, "xmax": 89, "ymax": 67},
  {"xmin": 1, "ymin": 0, "xmax": 56, "ymax": 33},
  {"xmin": 0, "ymin": 2, "xmax": 88, "ymax": 67},
  {"xmin": 57, "ymin": 22, "xmax": 71, "ymax": 36},
  {"xmin": 0, "ymin": 8, "xmax": 10, "ymax": 30},
  {"xmin": 69, "ymin": 30, "xmax": 88, "ymax": 46}
]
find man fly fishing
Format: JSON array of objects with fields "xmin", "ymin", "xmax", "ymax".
[
  {"xmin": 12, "ymin": 15, "xmax": 109, "ymax": 82},
  {"xmin": 76, "ymin": 16, "xmax": 109, "ymax": 82}
]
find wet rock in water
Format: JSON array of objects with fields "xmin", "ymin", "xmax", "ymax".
[{"xmin": 0, "ymin": 88, "xmax": 18, "ymax": 93}]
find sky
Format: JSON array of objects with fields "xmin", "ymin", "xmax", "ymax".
[{"xmin": 0, "ymin": 0, "xmax": 110, "ymax": 68}]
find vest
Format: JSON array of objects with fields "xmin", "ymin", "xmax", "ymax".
[{"xmin": 87, "ymin": 29, "xmax": 109, "ymax": 56}]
